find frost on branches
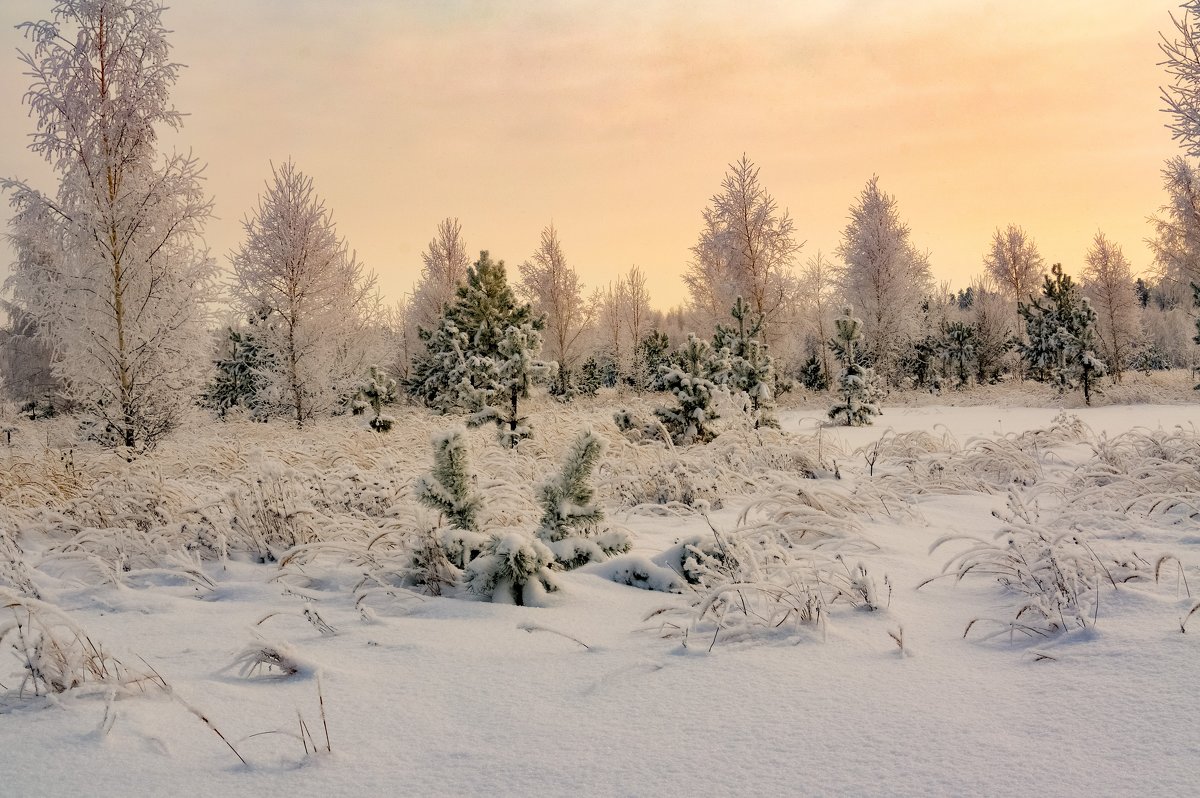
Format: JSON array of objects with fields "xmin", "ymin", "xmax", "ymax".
[
  {"xmin": 655, "ymin": 334, "xmax": 720, "ymax": 445},
  {"xmin": 2, "ymin": 0, "xmax": 217, "ymax": 448},
  {"xmin": 1018, "ymin": 264, "xmax": 1107, "ymax": 405},
  {"xmin": 828, "ymin": 307, "xmax": 881, "ymax": 427},
  {"xmin": 536, "ymin": 431, "xmax": 631, "ymax": 568},
  {"xmin": 230, "ymin": 161, "xmax": 380, "ymax": 426}
]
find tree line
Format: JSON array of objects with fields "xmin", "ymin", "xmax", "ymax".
[{"xmin": 3, "ymin": 1, "xmax": 1200, "ymax": 448}]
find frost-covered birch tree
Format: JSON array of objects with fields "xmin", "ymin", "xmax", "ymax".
[
  {"xmin": 1148, "ymin": 156, "xmax": 1200, "ymax": 297},
  {"xmin": 835, "ymin": 176, "xmax": 932, "ymax": 382},
  {"xmin": 2, "ymin": 0, "xmax": 217, "ymax": 447},
  {"xmin": 984, "ymin": 224, "xmax": 1045, "ymax": 308},
  {"xmin": 518, "ymin": 224, "xmax": 592, "ymax": 376},
  {"xmin": 230, "ymin": 161, "xmax": 379, "ymax": 426},
  {"xmin": 412, "ymin": 217, "xmax": 470, "ymax": 330},
  {"xmin": 1080, "ymin": 233, "xmax": 1139, "ymax": 383},
  {"xmin": 686, "ymin": 155, "xmax": 800, "ymax": 343},
  {"xmin": 1160, "ymin": 1, "xmax": 1200, "ymax": 156}
]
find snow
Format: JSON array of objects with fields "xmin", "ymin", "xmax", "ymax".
[{"xmin": 0, "ymin": 395, "xmax": 1197, "ymax": 796}]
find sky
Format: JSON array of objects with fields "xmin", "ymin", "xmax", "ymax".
[{"xmin": 0, "ymin": 0, "xmax": 1188, "ymax": 310}]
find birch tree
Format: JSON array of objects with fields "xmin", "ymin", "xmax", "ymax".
[
  {"xmin": 835, "ymin": 176, "xmax": 933, "ymax": 381},
  {"xmin": 230, "ymin": 160, "xmax": 379, "ymax": 425},
  {"xmin": 1080, "ymin": 232, "xmax": 1139, "ymax": 383},
  {"xmin": 686, "ymin": 155, "xmax": 800, "ymax": 342},
  {"xmin": 517, "ymin": 224, "xmax": 592, "ymax": 373},
  {"xmin": 2, "ymin": 0, "xmax": 216, "ymax": 447},
  {"xmin": 983, "ymin": 224, "xmax": 1045, "ymax": 307},
  {"xmin": 412, "ymin": 217, "xmax": 470, "ymax": 330}
]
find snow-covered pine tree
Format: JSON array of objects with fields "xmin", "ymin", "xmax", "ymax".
[
  {"xmin": 1018, "ymin": 264, "xmax": 1107, "ymax": 404},
  {"xmin": 800, "ymin": 352, "xmax": 828, "ymax": 391},
  {"xmin": 828, "ymin": 307, "xmax": 881, "ymax": 426},
  {"xmin": 464, "ymin": 532, "xmax": 558, "ymax": 606},
  {"xmin": 709, "ymin": 297, "xmax": 779, "ymax": 428},
  {"xmin": 468, "ymin": 322, "xmax": 552, "ymax": 448},
  {"xmin": 636, "ymin": 330, "xmax": 673, "ymax": 392},
  {"xmin": 406, "ymin": 251, "xmax": 541, "ymax": 415},
  {"xmin": 359, "ymin": 365, "xmax": 398, "ymax": 432},
  {"xmin": 654, "ymin": 334, "xmax": 720, "ymax": 444},
  {"xmin": 537, "ymin": 430, "xmax": 631, "ymax": 568},
  {"xmin": 943, "ymin": 321, "xmax": 976, "ymax": 389},
  {"xmin": 201, "ymin": 326, "xmax": 273, "ymax": 420},
  {"xmin": 413, "ymin": 428, "xmax": 484, "ymax": 567}
]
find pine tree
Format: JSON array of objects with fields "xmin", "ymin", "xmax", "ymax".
[
  {"xmin": 710, "ymin": 297, "xmax": 779, "ymax": 428},
  {"xmin": 414, "ymin": 428, "xmax": 484, "ymax": 567},
  {"xmin": 828, "ymin": 307, "xmax": 881, "ymax": 426},
  {"xmin": 636, "ymin": 330, "xmax": 673, "ymax": 391},
  {"xmin": 464, "ymin": 532, "xmax": 558, "ymax": 606},
  {"xmin": 800, "ymin": 352, "xmax": 828, "ymax": 391},
  {"xmin": 536, "ymin": 431, "xmax": 631, "ymax": 568},
  {"xmin": 468, "ymin": 322, "xmax": 551, "ymax": 448},
  {"xmin": 1019, "ymin": 264, "xmax": 1107, "ymax": 404},
  {"xmin": 1193, "ymin": 283, "xmax": 1200, "ymax": 390},
  {"xmin": 654, "ymin": 334, "xmax": 720, "ymax": 444},
  {"xmin": 943, "ymin": 321, "xmax": 976, "ymax": 389},
  {"xmin": 200, "ymin": 326, "xmax": 273, "ymax": 419},
  {"xmin": 406, "ymin": 251, "xmax": 541, "ymax": 416},
  {"xmin": 359, "ymin": 365, "xmax": 397, "ymax": 432}
]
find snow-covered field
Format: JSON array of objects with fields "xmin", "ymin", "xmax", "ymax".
[{"xmin": 1, "ymin": 390, "xmax": 1198, "ymax": 797}]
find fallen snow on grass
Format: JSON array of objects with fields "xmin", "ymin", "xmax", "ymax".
[{"xmin": 0, "ymin": 399, "xmax": 1197, "ymax": 796}]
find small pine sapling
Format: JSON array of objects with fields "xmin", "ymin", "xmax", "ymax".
[
  {"xmin": 464, "ymin": 531, "xmax": 558, "ymax": 606},
  {"xmin": 828, "ymin": 307, "xmax": 881, "ymax": 426},
  {"xmin": 654, "ymin": 334, "xmax": 720, "ymax": 444},
  {"xmin": 537, "ymin": 430, "xmax": 631, "ymax": 568},
  {"xmin": 359, "ymin": 365, "xmax": 398, "ymax": 431},
  {"xmin": 414, "ymin": 428, "xmax": 484, "ymax": 567},
  {"xmin": 800, "ymin": 352, "xmax": 828, "ymax": 391},
  {"xmin": 469, "ymin": 323, "xmax": 552, "ymax": 448},
  {"xmin": 710, "ymin": 297, "xmax": 779, "ymax": 429}
]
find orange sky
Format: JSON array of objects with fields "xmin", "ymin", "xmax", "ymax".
[{"xmin": 0, "ymin": 0, "xmax": 1187, "ymax": 310}]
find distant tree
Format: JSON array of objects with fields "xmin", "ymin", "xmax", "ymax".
[
  {"xmin": 518, "ymin": 224, "xmax": 592, "ymax": 378},
  {"xmin": 942, "ymin": 321, "xmax": 975, "ymax": 389},
  {"xmin": 0, "ymin": 298, "xmax": 58, "ymax": 412},
  {"xmin": 358, "ymin": 365, "xmax": 398, "ymax": 432},
  {"xmin": 2, "ymin": 0, "xmax": 217, "ymax": 447},
  {"xmin": 984, "ymin": 224, "xmax": 1045, "ymax": 307},
  {"xmin": 828, "ymin": 307, "xmax": 881, "ymax": 426},
  {"xmin": 412, "ymin": 218, "xmax": 470, "ymax": 330},
  {"xmin": 593, "ymin": 276, "xmax": 630, "ymax": 378},
  {"xmin": 799, "ymin": 251, "xmax": 837, "ymax": 391},
  {"xmin": 835, "ymin": 177, "xmax": 933, "ymax": 382},
  {"xmin": 970, "ymin": 277, "xmax": 1015, "ymax": 384},
  {"xmin": 1019, "ymin": 264, "xmax": 1106, "ymax": 404},
  {"xmin": 230, "ymin": 161, "xmax": 379, "ymax": 426},
  {"xmin": 686, "ymin": 155, "xmax": 800, "ymax": 342},
  {"xmin": 1080, "ymin": 233, "xmax": 1140, "ymax": 383}
]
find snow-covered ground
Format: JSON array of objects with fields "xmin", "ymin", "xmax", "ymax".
[{"xmin": 1, "ymin": 393, "xmax": 1197, "ymax": 796}]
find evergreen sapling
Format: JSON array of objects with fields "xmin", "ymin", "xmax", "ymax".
[
  {"xmin": 828, "ymin": 307, "xmax": 881, "ymax": 426},
  {"xmin": 536, "ymin": 431, "xmax": 631, "ymax": 568}
]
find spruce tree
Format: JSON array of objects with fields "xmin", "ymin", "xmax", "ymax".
[
  {"xmin": 828, "ymin": 307, "xmax": 881, "ymax": 426},
  {"xmin": 943, "ymin": 321, "xmax": 976, "ymax": 389},
  {"xmin": 654, "ymin": 334, "xmax": 720, "ymax": 444}
]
